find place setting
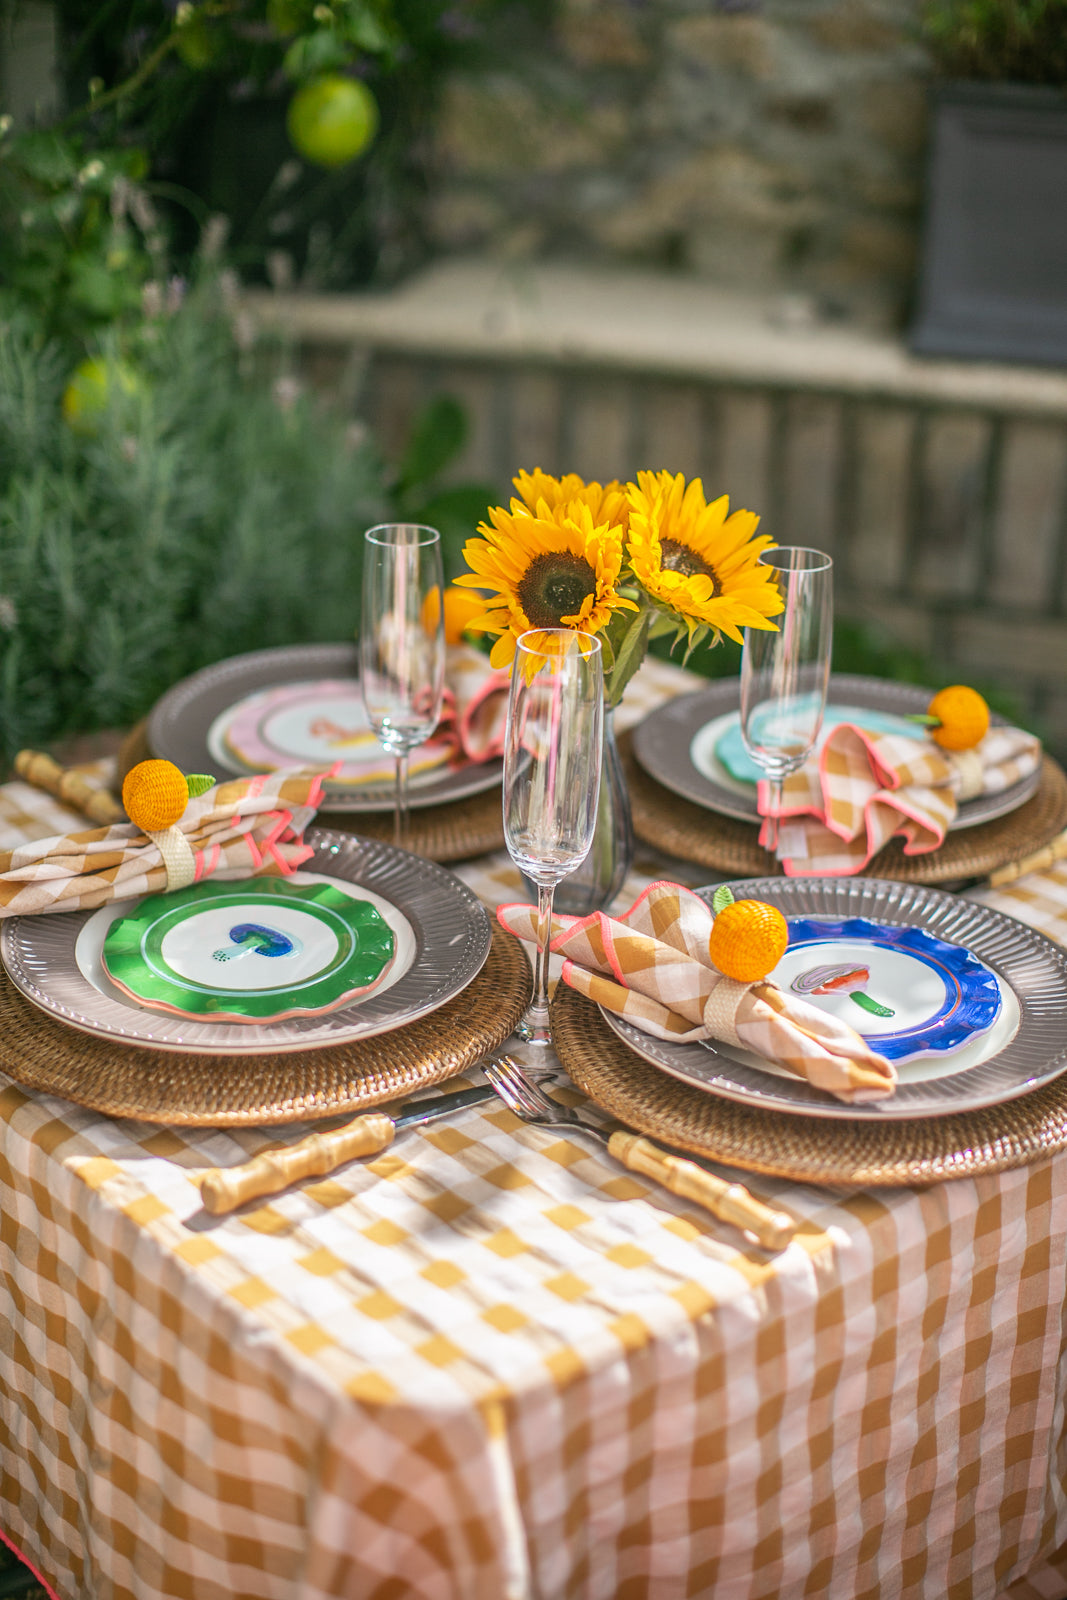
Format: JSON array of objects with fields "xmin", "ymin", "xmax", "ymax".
[
  {"xmin": 0, "ymin": 523, "xmax": 533, "ymax": 1127},
  {"xmin": 119, "ymin": 532, "xmax": 513, "ymax": 863},
  {"xmin": 625, "ymin": 548, "xmax": 1067, "ymax": 885}
]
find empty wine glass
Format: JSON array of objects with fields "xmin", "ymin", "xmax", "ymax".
[
  {"xmin": 740, "ymin": 547, "xmax": 834, "ymax": 853},
  {"xmin": 504, "ymin": 630, "xmax": 604, "ymax": 1045},
  {"xmin": 360, "ymin": 523, "xmax": 445, "ymax": 849}
]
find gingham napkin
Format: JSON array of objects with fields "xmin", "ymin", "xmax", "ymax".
[
  {"xmin": 286, "ymin": 644, "xmax": 508, "ymax": 787},
  {"xmin": 0, "ymin": 771, "xmax": 326, "ymax": 917},
  {"xmin": 498, "ymin": 882, "xmax": 896, "ymax": 1103},
  {"xmin": 760, "ymin": 722, "xmax": 1042, "ymax": 877}
]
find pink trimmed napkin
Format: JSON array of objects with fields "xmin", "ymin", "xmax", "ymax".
[
  {"xmin": 0, "ymin": 771, "xmax": 327, "ymax": 917},
  {"xmin": 759, "ymin": 722, "xmax": 1042, "ymax": 877},
  {"xmin": 499, "ymin": 881, "xmax": 896, "ymax": 1103},
  {"xmin": 445, "ymin": 642, "xmax": 510, "ymax": 763},
  {"xmin": 224, "ymin": 644, "xmax": 508, "ymax": 788}
]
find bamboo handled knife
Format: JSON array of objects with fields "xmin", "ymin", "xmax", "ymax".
[{"xmin": 200, "ymin": 1083, "xmax": 498, "ymax": 1214}]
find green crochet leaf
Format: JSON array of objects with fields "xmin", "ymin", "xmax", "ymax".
[
  {"xmin": 184, "ymin": 773, "xmax": 215, "ymax": 799},
  {"xmin": 711, "ymin": 885, "xmax": 735, "ymax": 916}
]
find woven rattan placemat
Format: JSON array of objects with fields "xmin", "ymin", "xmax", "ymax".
[
  {"xmin": 623, "ymin": 730, "xmax": 1067, "ymax": 885},
  {"xmin": 551, "ymin": 982, "xmax": 1067, "ymax": 1187},
  {"xmin": 0, "ymin": 921, "xmax": 529, "ymax": 1127},
  {"xmin": 118, "ymin": 722, "xmax": 505, "ymax": 864}
]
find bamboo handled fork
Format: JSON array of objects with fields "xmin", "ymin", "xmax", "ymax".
[{"xmin": 483, "ymin": 1056, "xmax": 796, "ymax": 1252}]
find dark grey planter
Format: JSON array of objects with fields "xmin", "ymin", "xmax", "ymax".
[{"xmin": 910, "ymin": 81, "xmax": 1067, "ymax": 366}]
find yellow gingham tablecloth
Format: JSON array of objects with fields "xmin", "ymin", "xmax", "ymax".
[{"xmin": 3, "ymin": 658, "xmax": 1067, "ymax": 1600}]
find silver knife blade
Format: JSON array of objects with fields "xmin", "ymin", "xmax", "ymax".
[{"xmin": 387, "ymin": 1082, "xmax": 499, "ymax": 1132}]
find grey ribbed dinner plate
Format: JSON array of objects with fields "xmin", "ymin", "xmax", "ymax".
[
  {"xmin": 632, "ymin": 674, "xmax": 1040, "ymax": 830},
  {"xmin": 1, "ymin": 831, "xmax": 491, "ymax": 1055},
  {"xmin": 600, "ymin": 878, "xmax": 1067, "ymax": 1119},
  {"xmin": 147, "ymin": 642, "xmax": 504, "ymax": 813}
]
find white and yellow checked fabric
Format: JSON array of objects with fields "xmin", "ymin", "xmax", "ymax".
[
  {"xmin": 971, "ymin": 859, "xmax": 1067, "ymax": 952},
  {"xmin": 4, "ymin": 1078, "xmax": 1067, "ymax": 1599},
  {"xmin": 3, "ymin": 655, "xmax": 1067, "ymax": 1599},
  {"xmin": 766, "ymin": 721, "xmax": 1041, "ymax": 877}
]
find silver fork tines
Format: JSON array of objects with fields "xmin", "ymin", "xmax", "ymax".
[{"xmin": 483, "ymin": 1056, "xmax": 588, "ymax": 1130}]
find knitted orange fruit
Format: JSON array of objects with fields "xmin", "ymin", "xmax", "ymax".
[
  {"xmin": 443, "ymin": 585, "xmax": 486, "ymax": 645},
  {"xmin": 927, "ymin": 685, "xmax": 989, "ymax": 752},
  {"xmin": 122, "ymin": 759, "xmax": 189, "ymax": 832},
  {"xmin": 708, "ymin": 898, "xmax": 788, "ymax": 983}
]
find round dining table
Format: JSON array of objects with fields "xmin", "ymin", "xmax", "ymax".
[{"xmin": 1, "ymin": 657, "xmax": 1066, "ymax": 1600}]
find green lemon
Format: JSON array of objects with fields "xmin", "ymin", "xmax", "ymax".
[
  {"xmin": 61, "ymin": 358, "xmax": 141, "ymax": 437},
  {"xmin": 286, "ymin": 75, "xmax": 379, "ymax": 169}
]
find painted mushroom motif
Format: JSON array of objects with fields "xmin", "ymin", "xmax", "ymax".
[
  {"xmin": 790, "ymin": 962, "xmax": 895, "ymax": 1019},
  {"xmin": 213, "ymin": 923, "xmax": 304, "ymax": 964}
]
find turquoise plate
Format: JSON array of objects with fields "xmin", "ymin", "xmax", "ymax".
[
  {"xmin": 714, "ymin": 704, "xmax": 921, "ymax": 786},
  {"xmin": 101, "ymin": 878, "xmax": 396, "ymax": 1023}
]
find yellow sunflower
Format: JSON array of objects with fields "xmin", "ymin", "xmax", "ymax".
[
  {"xmin": 455, "ymin": 497, "xmax": 636, "ymax": 669},
  {"xmin": 626, "ymin": 470, "xmax": 783, "ymax": 644},
  {"xmin": 512, "ymin": 469, "xmax": 630, "ymax": 534}
]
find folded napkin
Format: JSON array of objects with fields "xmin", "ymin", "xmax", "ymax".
[
  {"xmin": 498, "ymin": 881, "xmax": 896, "ymax": 1103},
  {"xmin": 760, "ymin": 721, "xmax": 1042, "ymax": 877},
  {"xmin": 276, "ymin": 644, "xmax": 509, "ymax": 788},
  {"xmin": 0, "ymin": 770, "xmax": 326, "ymax": 917},
  {"xmin": 445, "ymin": 642, "xmax": 511, "ymax": 763}
]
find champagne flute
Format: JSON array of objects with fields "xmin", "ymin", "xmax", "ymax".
[
  {"xmin": 740, "ymin": 547, "xmax": 834, "ymax": 853},
  {"xmin": 360, "ymin": 523, "xmax": 445, "ymax": 849},
  {"xmin": 504, "ymin": 630, "xmax": 604, "ymax": 1045}
]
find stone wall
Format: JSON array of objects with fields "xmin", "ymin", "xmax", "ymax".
[{"xmin": 429, "ymin": 0, "xmax": 930, "ymax": 331}]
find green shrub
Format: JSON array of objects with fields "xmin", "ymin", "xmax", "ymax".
[
  {"xmin": 922, "ymin": 0, "xmax": 1067, "ymax": 85},
  {"xmin": 0, "ymin": 277, "xmax": 387, "ymax": 769}
]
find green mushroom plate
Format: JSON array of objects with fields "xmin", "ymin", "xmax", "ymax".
[{"xmin": 101, "ymin": 877, "xmax": 396, "ymax": 1024}]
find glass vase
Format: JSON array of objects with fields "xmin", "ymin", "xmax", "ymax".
[{"xmin": 551, "ymin": 707, "xmax": 634, "ymax": 917}]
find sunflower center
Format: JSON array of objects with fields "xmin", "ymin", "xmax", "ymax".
[
  {"xmin": 659, "ymin": 538, "xmax": 719, "ymax": 593},
  {"xmin": 517, "ymin": 552, "xmax": 597, "ymax": 628}
]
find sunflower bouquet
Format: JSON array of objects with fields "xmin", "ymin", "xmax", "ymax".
[{"xmin": 455, "ymin": 468, "xmax": 784, "ymax": 706}]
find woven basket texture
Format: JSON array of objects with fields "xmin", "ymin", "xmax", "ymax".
[
  {"xmin": 0, "ymin": 921, "xmax": 529, "ymax": 1127},
  {"xmin": 551, "ymin": 983, "xmax": 1067, "ymax": 1187}
]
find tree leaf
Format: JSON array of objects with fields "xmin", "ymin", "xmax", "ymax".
[
  {"xmin": 282, "ymin": 30, "xmax": 350, "ymax": 80},
  {"xmin": 394, "ymin": 395, "xmax": 467, "ymax": 495},
  {"xmin": 404, "ymin": 481, "xmax": 492, "ymax": 538},
  {"xmin": 12, "ymin": 131, "xmax": 79, "ymax": 188},
  {"xmin": 341, "ymin": 3, "xmax": 393, "ymax": 52}
]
